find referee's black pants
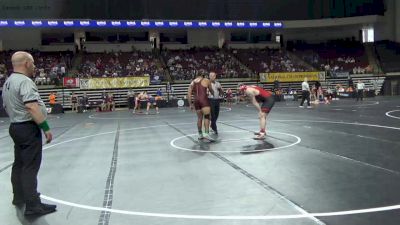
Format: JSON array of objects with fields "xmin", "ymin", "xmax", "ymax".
[
  {"xmin": 9, "ymin": 121, "xmax": 42, "ymax": 205},
  {"xmin": 209, "ymin": 99, "xmax": 220, "ymax": 132},
  {"xmin": 300, "ymin": 90, "xmax": 311, "ymax": 106},
  {"xmin": 128, "ymin": 97, "xmax": 135, "ymax": 109},
  {"xmin": 356, "ymin": 90, "xmax": 364, "ymax": 101}
]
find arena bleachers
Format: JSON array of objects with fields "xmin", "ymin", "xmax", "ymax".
[
  {"xmin": 37, "ymin": 85, "xmax": 165, "ymax": 109},
  {"xmin": 232, "ymin": 48, "xmax": 308, "ymax": 74},
  {"xmin": 293, "ymin": 40, "xmax": 370, "ymax": 75},
  {"xmin": 374, "ymin": 40, "xmax": 400, "ymax": 73},
  {"xmin": 0, "ymin": 40, "xmax": 392, "ymax": 100}
]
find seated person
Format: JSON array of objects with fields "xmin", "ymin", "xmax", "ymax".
[
  {"xmin": 106, "ymin": 93, "xmax": 116, "ymax": 111},
  {"xmin": 49, "ymin": 92, "xmax": 57, "ymax": 106},
  {"xmin": 346, "ymin": 86, "xmax": 354, "ymax": 92},
  {"xmin": 98, "ymin": 92, "xmax": 107, "ymax": 112},
  {"xmin": 156, "ymin": 88, "xmax": 163, "ymax": 97},
  {"xmin": 155, "ymin": 94, "xmax": 163, "ymax": 101}
]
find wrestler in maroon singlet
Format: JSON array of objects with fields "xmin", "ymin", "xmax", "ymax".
[
  {"xmin": 188, "ymin": 75, "xmax": 215, "ymax": 141},
  {"xmin": 193, "ymin": 78, "xmax": 211, "ymax": 110}
]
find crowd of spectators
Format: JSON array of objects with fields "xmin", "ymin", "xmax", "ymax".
[
  {"xmin": 162, "ymin": 48, "xmax": 251, "ymax": 80},
  {"xmin": 33, "ymin": 51, "xmax": 72, "ymax": 85},
  {"xmin": 232, "ymin": 48, "xmax": 308, "ymax": 74},
  {"xmin": 0, "ymin": 54, "xmax": 7, "ymax": 87},
  {"xmin": 0, "ymin": 50, "xmax": 72, "ymax": 86},
  {"xmin": 79, "ymin": 51, "xmax": 165, "ymax": 83}
]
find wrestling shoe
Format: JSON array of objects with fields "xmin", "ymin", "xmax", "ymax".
[
  {"xmin": 253, "ymin": 132, "xmax": 266, "ymax": 140},
  {"xmin": 203, "ymin": 133, "xmax": 216, "ymax": 142}
]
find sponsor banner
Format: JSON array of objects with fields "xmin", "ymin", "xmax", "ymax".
[
  {"xmin": 79, "ymin": 77, "xmax": 150, "ymax": 89},
  {"xmin": 260, "ymin": 72, "xmax": 325, "ymax": 83},
  {"xmin": 63, "ymin": 77, "xmax": 79, "ymax": 87}
]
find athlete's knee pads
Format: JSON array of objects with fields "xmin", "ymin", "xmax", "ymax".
[{"xmin": 204, "ymin": 114, "xmax": 210, "ymax": 120}]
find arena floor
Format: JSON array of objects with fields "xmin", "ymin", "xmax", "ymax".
[{"xmin": 1, "ymin": 96, "xmax": 400, "ymax": 225}]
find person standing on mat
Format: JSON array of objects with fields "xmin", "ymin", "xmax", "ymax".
[
  {"xmin": 299, "ymin": 77, "xmax": 312, "ymax": 108},
  {"xmin": 70, "ymin": 92, "xmax": 78, "ymax": 112},
  {"xmin": 146, "ymin": 94, "xmax": 159, "ymax": 114},
  {"xmin": 127, "ymin": 89, "xmax": 135, "ymax": 111},
  {"xmin": 356, "ymin": 80, "xmax": 365, "ymax": 101},
  {"xmin": 133, "ymin": 91, "xmax": 146, "ymax": 114},
  {"xmin": 208, "ymin": 72, "xmax": 223, "ymax": 135},
  {"xmin": 188, "ymin": 74, "xmax": 215, "ymax": 141},
  {"xmin": 1, "ymin": 51, "xmax": 56, "ymax": 216},
  {"xmin": 239, "ymin": 84, "xmax": 275, "ymax": 139},
  {"xmin": 226, "ymin": 88, "xmax": 233, "ymax": 109}
]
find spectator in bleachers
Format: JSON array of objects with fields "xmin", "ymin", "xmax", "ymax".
[
  {"xmin": 61, "ymin": 66, "xmax": 65, "ymax": 76},
  {"xmin": 0, "ymin": 61, "xmax": 7, "ymax": 87},
  {"xmin": 164, "ymin": 48, "xmax": 250, "ymax": 80},
  {"xmin": 233, "ymin": 48, "xmax": 307, "ymax": 74},
  {"xmin": 79, "ymin": 51, "xmax": 164, "ymax": 81},
  {"xmin": 0, "ymin": 51, "xmax": 71, "ymax": 86}
]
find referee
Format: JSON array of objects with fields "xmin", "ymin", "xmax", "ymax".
[
  {"xmin": 299, "ymin": 77, "xmax": 312, "ymax": 108},
  {"xmin": 2, "ymin": 52, "xmax": 56, "ymax": 216},
  {"xmin": 208, "ymin": 72, "xmax": 223, "ymax": 135}
]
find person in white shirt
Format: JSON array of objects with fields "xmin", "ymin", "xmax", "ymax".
[
  {"xmin": 299, "ymin": 77, "xmax": 312, "ymax": 108},
  {"xmin": 356, "ymin": 80, "xmax": 365, "ymax": 101}
]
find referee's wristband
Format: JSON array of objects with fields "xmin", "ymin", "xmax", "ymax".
[{"xmin": 38, "ymin": 120, "xmax": 50, "ymax": 132}]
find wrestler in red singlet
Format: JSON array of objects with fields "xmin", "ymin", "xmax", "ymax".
[{"xmin": 240, "ymin": 84, "xmax": 275, "ymax": 139}]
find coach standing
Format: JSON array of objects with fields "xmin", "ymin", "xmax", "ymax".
[
  {"xmin": 2, "ymin": 51, "xmax": 56, "ymax": 216},
  {"xmin": 208, "ymin": 72, "xmax": 223, "ymax": 135}
]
